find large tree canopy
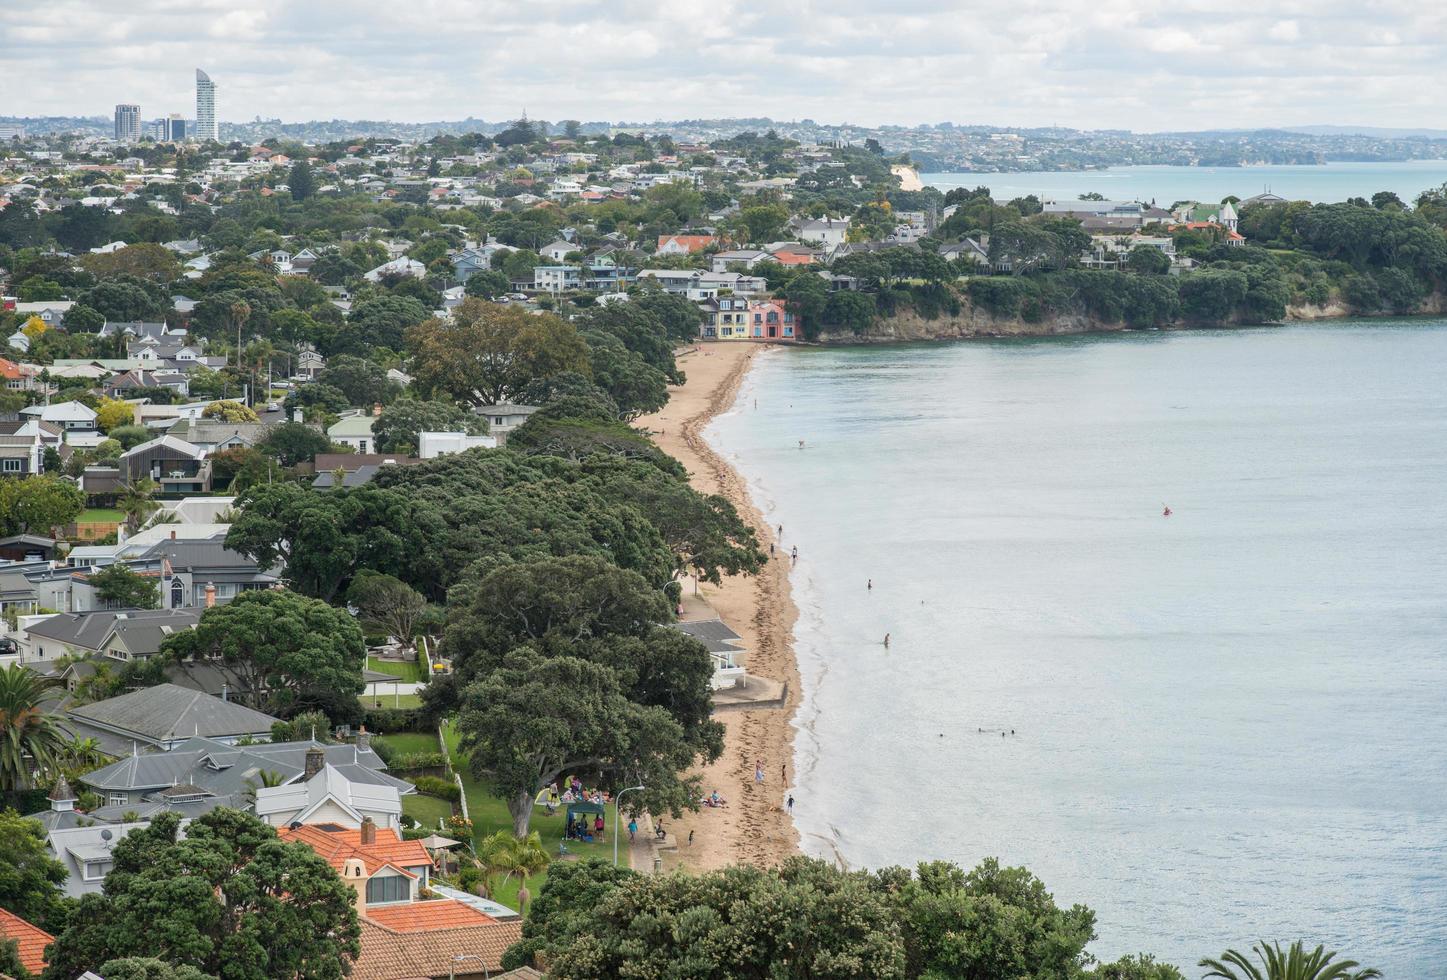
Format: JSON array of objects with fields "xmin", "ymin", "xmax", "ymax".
[
  {"xmin": 0, "ymin": 808, "xmax": 71, "ymax": 935},
  {"xmin": 42, "ymin": 809, "xmax": 360, "ymax": 980},
  {"xmin": 161, "ymin": 589, "xmax": 365, "ymax": 721},
  {"xmin": 449, "ymin": 555, "xmax": 722, "ymax": 835},
  {"xmin": 406, "ymin": 298, "xmax": 591, "ymax": 406}
]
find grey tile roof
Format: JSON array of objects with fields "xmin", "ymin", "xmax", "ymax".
[
  {"xmin": 670, "ymin": 618, "xmax": 745, "ymax": 653},
  {"xmin": 27, "ymin": 608, "xmax": 201, "ymax": 652},
  {"xmin": 65, "ymin": 683, "xmax": 280, "ymax": 744},
  {"xmin": 81, "ymin": 736, "xmax": 399, "ymax": 797}
]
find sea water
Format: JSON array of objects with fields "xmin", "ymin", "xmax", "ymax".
[
  {"xmin": 922, "ymin": 160, "xmax": 1447, "ymax": 206},
  {"xmin": 706, "ymin": 320, "xmax": 1447, "ymax": 974}
]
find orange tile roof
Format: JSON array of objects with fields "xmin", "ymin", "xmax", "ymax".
[
  {"xmin": 280, "ymin": 824, "xmax": 431, "ymax": 878},
  {"xmin": 658, "ymin": 234, "xmax": 717, "ymax": 252},
  {"xmin": 0, "ymin": 907, "xmax": 54, "ymax": 977},
  {"xmin": 353, "ymin": 918, "xmax": 521, "ymax": 980},
  {"xmin": 364, "ymin": 898, "xmax": 494, "ymax": 932}
]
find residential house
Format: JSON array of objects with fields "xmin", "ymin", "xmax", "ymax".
[
  {"xmin": 418, "ymin": 431, "xmax": 497, "ymax": 458},
  {"xmin": 19, "ymin": 399, "xmax": 99, "ymax": 432},
  {"xmin": 104, "ymin": 368, "xmax": 190, "ymax": 399},
  {"xmin": 46, "ymin": 820, "xmax": 152, "ymax": 897},
  {"xmin": 0, "ymin": 356, "xmax": 41, "ymax": 391},
  {"xmin": 12, "ymin": 300, "xmax": 74, "ymax": 325},
  {"xmin": 710, "ymin": 248, "xmax": 770, "ymax": 273},
  {"xmin": 739, "ymin": 299, "xmax": 800, "ymax": 341},
  {"xmin": 0, "ymin": 907, "xmax": 53, "ymax": 977},
  {"xmin": 700, "ymin": 296, "xmax": 752, "ymax": 340},
  {"xmin": 671, "ymin": 618, "xmax": 747, "ymax": 690},
  {"xmin": 656, "ymin": 234, "xmax": 717, "ymax": 255},
  {"xmin": 79, "ymin": 735, "xmax": 404, "ymax": 813},
  {"xmin": 296, "ymin": 344, "xmax": 325, "ymax": 378},
  {"xmin": 795, "ymin": 216, "xmax": 850, "ymax": 249},
  {"xmin": 163, "ymin": 419, "xmax": 270, "ymax": 453},
  {"xmin": 0, "ymin": 419, "xmax": 62, "ymax": 475},
  {"xmin": 768, "ymin": 243, "xmax": 820, "ymax": 266},
  {"xmin": 135, "ymin": 534, "xmax": 282, "ymax": 609},
  {"xmin": 474, "ymin": 404, "xmax": 537, "ymax": 445},
  {"xmin": 311, "ymin": 453, "xmax": 424, "ymax": 489},
  {"xmin": 283, "ymin": 820, "xmax": 521, "ymax": 980},
  {"xmin": 328, "ymin": 412, "xmax": 378, "ymax": 453},
  {"xmin": 364, "ymin": 257, "xmax": 426, "ymax": 282},
  {"xmin": 255, "ymin": 761, "xmax": 404, "ymax": 831},
  {"xmin": 62, "ymin": 683, "xmax": 279, "ymax": 754},
  {"xmin": 531, "ymin": 265, "xmax": 581, "ymax": 292},
  {"xmin": 20, "ymin": 607, "xmax": 200, "ymax": 673},
  {"xmin": 539, "ymin": 239, "xmax": 576, "ymax": 262},
  {"xmin": 119, "ymin": 435, "xmax": 209, "ymax": 492}
]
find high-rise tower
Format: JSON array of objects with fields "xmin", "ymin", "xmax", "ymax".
[
  {"xmin": 195, "ymin": 69, "xmax": 218, "ymax": 141},
  {"xmin": 114, "ymin": 104, "xmax": 141, "ymax": 142}
]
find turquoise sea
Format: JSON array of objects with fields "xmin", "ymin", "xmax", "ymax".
[
  {"xmin": 921, "ymin": 160, "xmax": 1447, "ymax": 205},
  {"xmin": 707, "ymin": 320, "xmax": 1447, "ymax": 975}
]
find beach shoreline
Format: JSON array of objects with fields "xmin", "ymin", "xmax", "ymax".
[{"xmin": 636, "ymin": 342, "xmax": 802, "ymax": 870}]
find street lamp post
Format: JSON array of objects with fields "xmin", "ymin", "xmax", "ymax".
[
  {"xmin": 613, "ymin": 784, "xmax": 645, "ymax": 866},
  {"xmin": 449, "ymin": 953, "xmax": 488, "ymax": 980}
]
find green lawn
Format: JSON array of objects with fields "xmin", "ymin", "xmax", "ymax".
[
  {"xmin": 359, "ymin": 692, "xmax": 422, "ymax": 709},
  {"xmin": 372, "ymin": 732, "xmax": 439, "ymax": 756},
  {"xmin": 402, "ymin": 792, "xmax": 454, "ymax": 831},
  {"xmin": 366, "ymin": 656, "xmax": 422, "ymax": 683},
  {"xmin": 78, "ymin": 508, "xmax": 124, "ymax": 523},
  {"xmin": 441, "ymin": 720, "xmax": 617, "ymax": 911}
]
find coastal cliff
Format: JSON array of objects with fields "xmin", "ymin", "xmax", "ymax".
[{"xmin": 814, "ymin": 291, "xmax": 1447, "ymax": 344}]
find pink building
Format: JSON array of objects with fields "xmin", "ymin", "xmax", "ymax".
[{"xmin": 744, "ymin": 299, "xmax": 799, "ymax": 341}]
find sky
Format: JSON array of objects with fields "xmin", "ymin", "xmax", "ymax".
[{"xmin": 4, "ymin": 0, "xmax": 1447, "ymax": 131}]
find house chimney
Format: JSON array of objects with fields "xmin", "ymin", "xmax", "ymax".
[
  {"xmin": 220, "ymin": 683, "xmax": 228, "ymax": 702},
  {"xmin": 204, "ymin": 582, "xmax": 216, "ymax": 608},
  {"xmin": 359, "ymin": 815, "xmax": 377, "ymax": 845},
  {"xmin": 356, "ymin": 726, "xmax": 371, "ymax": 752},
  {"xmin": 342, "ymin": 857, "xmax": 368, "ymax": 917},
  {"xmin": 304, "ymin": 745, "xmax": 325, "ymax": 780}
]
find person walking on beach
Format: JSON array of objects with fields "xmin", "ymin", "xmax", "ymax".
[
  {"xmin": 791, "ymin": 545, "xmax": 798, "ymax": 564},
  {"xmin": 755, "ymin": 760, "xmax": 765, "ymax": 783},
  {"xmin": 867, "ymin": 578, "xmax": 872, "ymax": 591},
  {"xmin": 778, "ymin": 524, "xmax": 783, "ymax": 539},
  {"xmin": 787, "ymin": 795, "xmax": 795, "ymax": 814},
  {"xmin": 770, "ymin": 542, "xmax": 775, "ymax": 556},
  {"xmin": 688, "ymin": 829, "xmax": 695, "ymax": 847}
]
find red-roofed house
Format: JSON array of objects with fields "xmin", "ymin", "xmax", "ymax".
[
  {"xmin": 768, "ymin": 243, "xmax": 820, "ymax": 266},
  {"xmin": 657, "ymin": 234, "xmax": 717, "ymax": 255},
  {"xmin": 280, "ymin": 818, "xmax": 433, "ymax": 903},
  {"xmin": 0, "ymin": 907, "xmax": 54, "ymax": 978},
  {"xmin": 283, "ymin": 818, "xmax": 521, "ymax": 979}
]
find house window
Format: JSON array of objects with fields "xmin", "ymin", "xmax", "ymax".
[
  {"xmin": 2, "ymin": 459, "xmax": 21, "ymax": 473},
  {"xmin": 365, "ymin": 874, "xmax": 409, "ymax": 905},
  {"xmin": 83, "ymin": 860, "xmax": 113, "ymax": 881},
  {"xmin": 109, "ymin": 793, "xmax": 127, "ymax": 806}
]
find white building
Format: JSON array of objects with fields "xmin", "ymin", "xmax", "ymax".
[
  {"xmin": 418, "ymin": 431, "xmax": 497, "ymax": 458},
  {"xmin": 194, "ymin": 69, "xmax": 218, "ymax": 141},
  {"xmin": 254, "ymin": 763, "xmax": 404, "ymax": 832}
]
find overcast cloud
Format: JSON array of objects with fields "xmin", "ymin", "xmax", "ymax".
[{"xmin": 4, "ymin": 0, "xmax": 1446, "ymax": 130}]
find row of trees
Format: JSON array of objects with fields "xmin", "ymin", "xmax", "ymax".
[{"xmin": 501, "ymin": 857, "xmax": 1383, "ymax": 980}]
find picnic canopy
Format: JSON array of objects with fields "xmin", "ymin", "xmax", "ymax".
[{"xmin": 565, "ymin": 801, "xmax": 605, "ymax": 824}]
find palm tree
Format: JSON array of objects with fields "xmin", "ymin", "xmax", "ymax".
[
  {"xmin": 0, "ymin": 664, "xmax": 71, "ymax": 793},
  {"xmin": 475, "ymin": 829, "xmax": 550, "ymax": 910},
  {"xmin": 118, "ymin": 478, "xmax": 159, "ymax": 534},
  {"xmin": 65, "ymin": 736, "xmax": 108, "ymax": 770},
  {"xmin": 508, "ymin": 830, "xmax": 550, "ymax": 912},
  {"xmin": 242, "ymin": 769, "xmax": 286, "ymax": 806},
  {"xmin": 1201, "ymin": 941, "xmax": 1383, "ymax": 980}
]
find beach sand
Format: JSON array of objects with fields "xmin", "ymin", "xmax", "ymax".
[{"xmin": 636, "ymin": 342, "xmax": 802, "ymax": 870}]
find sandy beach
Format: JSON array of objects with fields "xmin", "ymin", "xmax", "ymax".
[{"xmin": 636, "ymin": 342, "xmax": 802, "ymax": 870}]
